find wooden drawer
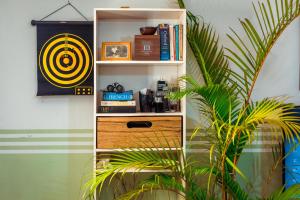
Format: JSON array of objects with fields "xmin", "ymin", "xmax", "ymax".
[{"xmin": 97, "ymin": 116, "xmax": 182, "ymax": 149}]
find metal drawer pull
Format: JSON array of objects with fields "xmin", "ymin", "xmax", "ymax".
[{"xmin": 127, "ymin": 121, "xmax": 152, "ymax": 128}]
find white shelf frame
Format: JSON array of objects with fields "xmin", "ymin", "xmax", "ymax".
[{"xmin": 93, "ymin": 7, "xmax": 186, "ymax": 199}]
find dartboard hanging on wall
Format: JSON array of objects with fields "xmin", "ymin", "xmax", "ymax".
[{"xmin": 36, "ymin": 22, "xmax": 93, "ymax": 96}]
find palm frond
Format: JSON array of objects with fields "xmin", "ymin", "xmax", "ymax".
[
  {"xmin": 187, "ymin": 16, "xmax": 230, "ymax": 85},
  {"xmin": 170, "ymin": 76, "xmax": 241, "ymax": 123},
  {"xmin": 177, "ymin": 0, "xmax": 185, "ymax": 9},
  {"xmin": 225, "ymin": 98, "xmax": 300, "ymax": 167},
  {"xmin": 244, "ymin": 97, "xmax": 300, "ymax": 141},
  {"xmin": 117, "ymin": 174, "xmax": 187, "ymax": 200},
  {"xmin": 265, "ymin": 184, "xmax": 300, "ymax": 200},
  {"xmin": 227, "ymin": 0, "xmax": 300, "ymax": 100},
  {"xmin": 83, "ymin": 148, "xmax": 183, "ymax": 199},
  {"xmin": 178, "ymin": 0, "xmax": 238, "ymax": 88}
]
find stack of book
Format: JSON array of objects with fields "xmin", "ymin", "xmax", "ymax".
[
  {"xmin": 98, "ymin": 91, "xmax": 136, "ymax": 113},
  {"xmin": 159, "ymin": 24, "xmax": 183, "ymax": 61}
]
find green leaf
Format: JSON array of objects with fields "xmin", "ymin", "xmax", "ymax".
[{"xmin": 227, "ymin": 0, "xmax": 300, "ymax": 100}]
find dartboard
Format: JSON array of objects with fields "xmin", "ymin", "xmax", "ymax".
[{"xmin": 38, "ymin": 33, "xmax": 93, "ymax": 88}]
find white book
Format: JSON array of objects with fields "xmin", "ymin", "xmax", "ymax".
[
  {"xmin": 169, "ymin": 25, "xmax": 175, "ymax": 61},
  {"xmin": 100, "ymin": 101, "xmax": 136, "ymax": 106}
]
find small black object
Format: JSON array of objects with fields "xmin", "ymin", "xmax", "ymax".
[
  {"xmin": 157, "ymin": 80, "xmax": 168, "ymax": 92},
  {"xmin": 139, "ymin": 89, "xmax": 154, "ymax": 112},
  {"xmin": 154, "ymin": 102, "xmax": 164, "ymax": 113},
  {"xmin": 155, "ymin": 80, "xmax": 169, "ymax": 112},
  {"xmin": 154, "ymin": 96, "xmax": 164, "ymax": 113},
  {"xmin": 106, "ymin": 82, "xmax": 124, "ymax": 93}
]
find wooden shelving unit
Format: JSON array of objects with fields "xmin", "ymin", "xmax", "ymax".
[{"xmin": 93, "ymin": 8, "xmax": 186, "ymax": 199}]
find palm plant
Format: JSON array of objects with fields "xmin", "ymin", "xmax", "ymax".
[{"xmin": 84, "ymin": 0, "xmax": 300, "ymax": 199}]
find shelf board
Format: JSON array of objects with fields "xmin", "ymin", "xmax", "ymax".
[
  {"xmin": 95, "ymin": 8, "xmax": 185, "ymax": 20},
  {"xmin": 96, "ymin": 148, "xmax": 181, "ymax": 152},
  {"xmin": 95, "ymin": 112, "xmax": 183, "ymax": 117},
  {"xmin": 96, "ymin": 60, "xmax": 184, "ymax": 65}
]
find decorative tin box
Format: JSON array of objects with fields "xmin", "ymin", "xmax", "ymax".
[{"xmin": 134, "ymin": 35, "xmax": 160, "ymax": 60}]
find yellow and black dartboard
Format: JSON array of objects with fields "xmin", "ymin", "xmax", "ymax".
[
  {"xmin": 39, "ymin": 33, "xmax": 93, "ymax": 88},
  {"xmin": 36, "ymin": 23, "xmax": 93, "ymax": 96}
]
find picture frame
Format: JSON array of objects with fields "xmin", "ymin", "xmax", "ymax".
[{"xmin": 101, "ymin": 42, "xmax": 131, "ymax": 61}]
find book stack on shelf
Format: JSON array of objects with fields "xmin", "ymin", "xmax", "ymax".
[
  {"xmin": 159, "ymin": 24, "xmax": 183, "ymax": 61},
  {"xmin": 98, "ymin": 90, "xmax": 137, "ymax": 113}
]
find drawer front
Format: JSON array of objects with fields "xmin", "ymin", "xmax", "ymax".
[{"xmin": 97, "ymin": 116, "xmax": 182, "ymax": 148}]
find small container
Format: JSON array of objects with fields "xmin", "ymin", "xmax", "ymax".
[
  {"xmin": 134, "ymin": 35, "xmax": 160, "ymax": 60},
  {"xmin": 140, "ymin": 26, "xmax": 157, "ymax": 35}
]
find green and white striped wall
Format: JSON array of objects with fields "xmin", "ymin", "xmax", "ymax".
[
  {"xmin": 0, "ymin": 128, "xmax": 282, "ymax": 199},
  {"xmin": 0, "ymin": 129, "xmax": 93, "ymax": 200}
]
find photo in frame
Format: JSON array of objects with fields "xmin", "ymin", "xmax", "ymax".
[{"xmin": 101, "ymin": 42, "xmax": 131, "ymax": 61}]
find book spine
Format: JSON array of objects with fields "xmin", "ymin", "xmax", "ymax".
[
  {"xmin": 169, "ymin": 25, "xmax": 174, "ymax": 61},
  {"xmin": 100, "ymin": 101, "xmax": 136, "ymax": 106},
  {"xmin": 179, "ymin": 24, "xmax": 183, "ymax": 61},
  {"xmin": 175, "ymin": 25, "xmax": 179, "ymax": 60},
  {"xmin": 103, "ymin": 91, "xmax": 133, "ymax": 101},
  {"xmin": 98, "ymin": 106, "xmax": 136, "ymax": 113},
  {"xmin": 159, "ymin": 24, "xmax": 170, "ymax": 60},
  {"xmin": 173, "ymin": 27, "xmax": 176, "ymax": 61},
  {"xmin": 175, "ymin": 25, "xmax": 179, "ymax": 61}
]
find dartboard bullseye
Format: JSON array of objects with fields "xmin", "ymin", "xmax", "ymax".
[{"xmin": 38, "ymin": 33, "xmax": 93, "ymax": 88}]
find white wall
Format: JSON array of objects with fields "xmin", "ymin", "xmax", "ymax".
[{"xmin": 184, "ymin": 0, "xmax": 300, "ymax": 104}]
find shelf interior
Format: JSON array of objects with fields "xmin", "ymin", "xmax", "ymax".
[
  {"xmin": 96, "ymin": 64, "xmax": 182, "ymax": 92},
  {"xmin": 95, "ymin": 9, "xmax": 185, "ymax": 61}
]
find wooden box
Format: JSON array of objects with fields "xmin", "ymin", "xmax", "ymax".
[
  {"xmin": 97, "ymin": 116, "xmax": 182, "ymax": 148},
  {"xmin": 134, "ymin": 35, "xmax": 160, "ymax": 60}
]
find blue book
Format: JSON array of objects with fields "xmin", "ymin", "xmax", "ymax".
[
  {"xmin": 174, "ymin": 25, "xmax": 179, "ymax": 61},
  {"xmin": 103, "ymin": 91, "xmax": 133, "ymax": 101},
  {"xmin": 159, "ymin": 24, "xmax": 170, "ymax": 60}
]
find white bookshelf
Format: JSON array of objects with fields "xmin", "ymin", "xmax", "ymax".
[{"xmin": 93, "ymin": 7, "xmax": 186, "ymax": 199}]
